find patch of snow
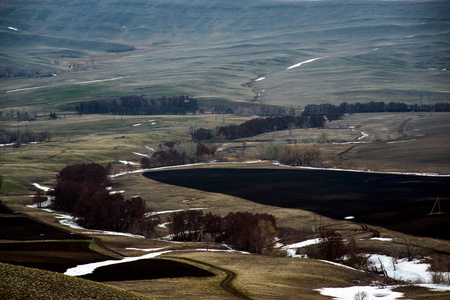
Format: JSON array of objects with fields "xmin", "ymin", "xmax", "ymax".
[
  {"xmin": 132, "ymin": 152, "xmax": 150, "ymax": 157},
  {"xmin": 7, "ymin": 76, "xmax": 130, "ymax": 94},
  {"xmin": 26, "ymin": 200, "xmax": 53, "ymax": 209},
  {"xmin": 54, "ymin": 213, "xmax": 73, "ymax": 219},
  {"xmin": 8, "ymin": 26, "xmax": 18, "ymax": 31},
  {"xmin": 345, "ymin": 216, "xmax": 354, "ymax": 220},
  {"xmin": 283, "ymin": 238, "xmax": 321, "ymax": 257},
  {"xmin": 125, "ymin": 247, "xmax": 166, "ymax": 252},
  {"xmin": 157, "ymin": 222, "xmax": 170, "ymax": 228},
  {"xmin": 316, "ymin": 285, "xmax": 403, "ymax": 300},
  {"xmin": 195, "ymin": 249, "xmax": 250, "ymax": 254},
  {"xmin": 82, "ymin": 230, "xmax": 145, "ymax": 238},
  {"xmin": 145, "ymin": 207, "xmax": 208, "ymax": 217},
  {"xmin": 286, "ymin": 57, "xmax": 327, "ymax": 70},
  {"xmin": 151, "ymin": 122, "xmax": 156, "ymax": 125},
  {"xmin": 32, "ymin": 183, "xmax": 53, "ymax": 192},
  {"xmin": 272, "ymin": 162, "xmax": 450, "ymax": 177},
  {"xmin": 59, "ymin": 218, "xmax": 85, "ymax": 230},
  {"xmin": 119, "ymin": 160, "xmax": 140, "ymax": 166},
  {"xmin": 64, "ymin": 250, "xmax": 173, "ymax": 276},
  {"xmin": 145, "ymin": 146, "xmax": 154, "ymax": 151},
  {"xmin": 370, "ymin": 237, "xmax": 393, "ymax": 242},
  {"xmin": 132, "ymin": 123, "xmax": 141, "ymax": 127},
  {"xmin": 332, "ymin": 141, "xmax": 366, "ymax": 145},
  {"xmin": 0, "ymin": 143, "xmax": 14, "ymax": 147},
  {"xmin": 319, "ymin": 260, "xmax": 362, "ymax": 272},
  {"xmin": 369, "ymin": 254, "xmax": 431, "ymax": 283},
  {"xmin": 416, "ymin": 283, "xmax": 450, "ymax": 292},
  {"xmin": 109, "ymin": 190, "xmax": 125, "ymax": 195},
  {"xmin": 387, "ymin": 139, "xmax": 416, "ymax": 144},
  {"xmin": 255, "ymin": 77, "xmax": 265, "ymax": 81},
  {"xmin": 358, "ymin": 132, "xmax": 369, "ymax": 140}
]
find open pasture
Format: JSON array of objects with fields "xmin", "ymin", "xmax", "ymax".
[{"xmin": 1, "ymin": 0, "xmax": 449, "ymax": 108}]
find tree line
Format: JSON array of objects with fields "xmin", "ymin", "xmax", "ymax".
[
  {"xmin": 75, "ymin": 95, "xmax": 198, "ymax": 115},
  {"xmin": 192, "ymin": 115, "xmax": 325, "ymax": 141},
  {"xmin": 140, "ymin": 141, "xmax": 214, "ymax": 169},
  {"xmin": 0, "ymin": 129, "xmax": 51, "ymax": 146},
  {"xmin": 169, "ymin": 210, "xmax": 278, "ymax": 254},
  {"xmin": 303, "ymin": 101, "xmax": 450, "ymax": 120},
  {"xmin": 47, "ymin": 163, "xmax": 159, "ymax": 236}
]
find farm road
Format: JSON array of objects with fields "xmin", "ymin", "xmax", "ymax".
[{"xmin": 167, "ymin": 256, "xmax": 252, "ymax": 300}]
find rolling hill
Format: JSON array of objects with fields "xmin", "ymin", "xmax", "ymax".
[{"xmin": 0, "ymin": 0, "xmax": 449, "ymax": 109}]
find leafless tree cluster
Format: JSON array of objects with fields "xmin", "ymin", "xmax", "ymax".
[
  {"xmin": 169, "ymin": 211, "xmax": 278, "ymax": 254},
  {"xmin": 140, "ymin": 141, "xmax": 214, "ymax": 168},
  {"xmin": 192, "ymin": 115, "xmax": 325, "ymax": 141},
  {"xmin": 48, "ymin": 163, "xmax": 159, "ymax": 236}
]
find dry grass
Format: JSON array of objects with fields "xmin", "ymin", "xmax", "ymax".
[
  {"xmin": 0, "ymin": 262, "xmax": 153, "ymax": 300},
  {"xmin": 1, "ymin": 112, "xmax": 450, "ymax": 299},
  {"xmin": 107, "ymin": 251, "xmax": 376, "ymax": 300}
]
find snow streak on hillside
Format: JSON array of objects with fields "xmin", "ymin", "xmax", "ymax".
[{"xmin": 286, "ymin": 57, "xmax": 327, "ymax": 70}]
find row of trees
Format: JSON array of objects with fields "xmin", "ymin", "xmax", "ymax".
[
  {"xmin": 0, "ymin": 129, "xmax": 51, "ymax": 145},
  {"xmin": 303, "ymin": 101, "xmax": 450, "ymax": 120},
  {"xmin": 48, "ymin": 163, "xmax": 159, "ymax": 236},
  {"xmin": 75, "ymin": 95, "xmax": 199, "ymax": 115},
  {"xmin": 169, "ymin": 210, "xmax": 278, "ymax": 254},
  {"xmin": 232, "ymin": 105, "xmax": 289, "ymax": 117},
  {"xmin": 140, "ymin": 141, "xmax": 214, "ymax": 169},
  {"xmin": 192, "ymin": 115, "xmax": 325, "ymax": 141}
]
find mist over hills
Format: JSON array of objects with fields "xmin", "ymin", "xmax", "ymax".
[{"xmin": 0, "ymin": 0, "xmax": 449, "ymax": 108}]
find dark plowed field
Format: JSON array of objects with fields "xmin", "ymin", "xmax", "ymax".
[
  {"xmin": 0, "ymin": 241, "xmax": 115, "ymax": 273},
  {"xmin": 81, "ymin": 259, "xmax": 214, "ymax": 282},
  {"xmin": 144, "ymin": 168, "xmax": 450, "ymax": 240},
  {"xmin": 0, "ymin": 216, "xmax": 87, "ymax": 241}
]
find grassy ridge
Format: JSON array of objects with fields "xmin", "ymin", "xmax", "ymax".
[{"xmin": 0, "ymin": 262, "xmax": 152, "ymax": 300}]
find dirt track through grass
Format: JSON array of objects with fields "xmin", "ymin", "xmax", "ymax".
[{"xmin": 167, "ymin": 256, "xmax": 252, "ymax": 300}]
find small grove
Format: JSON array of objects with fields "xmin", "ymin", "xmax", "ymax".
[
  {"xmin": 168, "ymin": 210, "xmax": 278, "ymax": 254},
  {"xmin": 47, "ymin": 163, "xmax": 160, "ymax": 236}
]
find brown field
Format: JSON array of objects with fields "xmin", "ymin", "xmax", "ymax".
[{"xmin": 1, "ymin": 112, "xmax": 450, "ymax": 299}]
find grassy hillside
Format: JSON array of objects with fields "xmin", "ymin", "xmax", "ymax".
[
  {"xmin": 0, "ymin": 0, "xmax": 449, "ymax": 109},
  {"xmin": 0, "ymin": 262, "xmax": 152, "ymax": 300}
]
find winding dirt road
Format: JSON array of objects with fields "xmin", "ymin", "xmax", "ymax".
[{"xmin": 166, "ymin": 256, "xmax": 252, "ymax": 299}]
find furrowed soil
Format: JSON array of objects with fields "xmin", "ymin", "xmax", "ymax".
[{"xmin": 144, "ymin": 168, "xmax": 450, "ymax": 240}]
